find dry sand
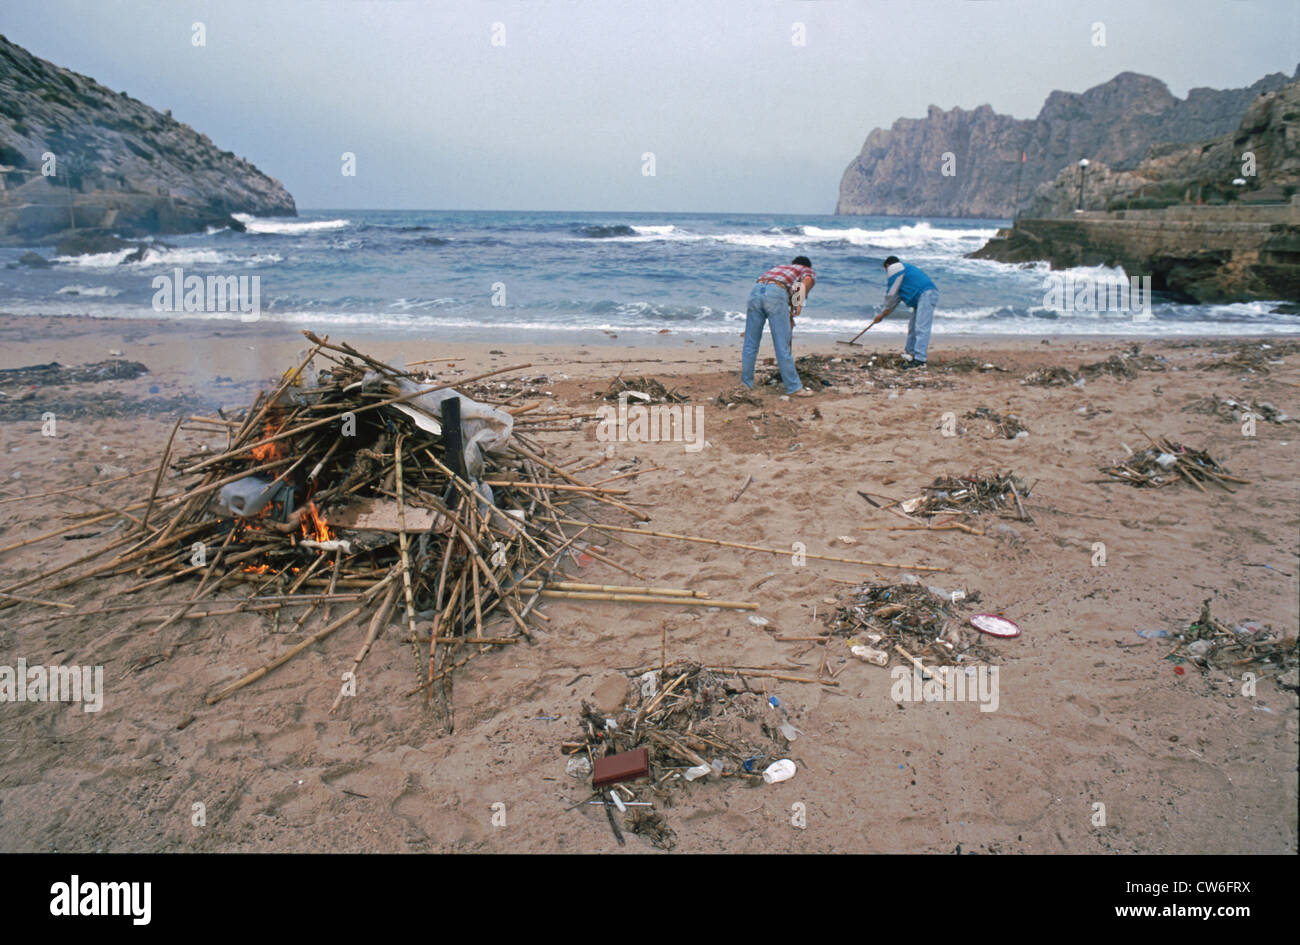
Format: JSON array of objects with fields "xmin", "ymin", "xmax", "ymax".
[{"xmin": 0, "ymin": 313, "xmax": 1296, "ymax": 853}]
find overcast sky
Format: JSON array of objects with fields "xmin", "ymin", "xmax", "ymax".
[{"xmin": 2, "ymin": 0, "xmax": 1296, "ymax": 213}]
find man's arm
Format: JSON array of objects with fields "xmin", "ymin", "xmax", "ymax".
[
  {"xmin": 790, "ymin": 275, "xmax": 814, "ymax": 321},
  {"xmin": 874, "ymin": 270, "xmax": 903, "ymax": 322}
]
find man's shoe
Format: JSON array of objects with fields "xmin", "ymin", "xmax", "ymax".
[{"xmin": 792, "ymin": 388, "xmax": 815, "ymax": 397}]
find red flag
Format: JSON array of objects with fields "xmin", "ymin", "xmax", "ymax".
[{"xmin": 1021, "ymin": 151, "xmax": 1027, "ymax": 163}]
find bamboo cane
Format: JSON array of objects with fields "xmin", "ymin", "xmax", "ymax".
[{"xmin": 554, "ymin": 519, "xmax": 945, "ymax": 571}]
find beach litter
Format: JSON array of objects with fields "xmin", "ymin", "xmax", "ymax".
[
  {"xmin": 1168, "ymin": 600, "xmax": 1297, "ymax": 683},
  {"xmin": 895, "ymin": 471, "xmax": 1035, "ymax": 525},
  {"xmin": 963, "ymin": 406, "xmax": 1029, "ymax": 439},
  {"xmin": 602, "ymin": 375, "xmax": 687, "ymax": 404},
  {"xmin": 1097, "ymin": 438, "xmax": 1247, "ymax": 491},
  {"xmin": 562, "ymin": 662, "xmax": 797, "ymax": 848},
  {"xmin": 1181, "ymin": 394, "xmax": 1292, "ymax": 424},
  {"xmin": 823, "ymin": 580, "xmax": 998, "ymax": 668}
]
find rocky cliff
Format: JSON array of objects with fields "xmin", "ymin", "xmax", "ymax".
[
  {"xmin": 0, "ymin": 34, "xmax": 295, "ymax": 244},
  {"xmin": 1023, "ymin": 77, "xmax": 1300, "ymax": 217},
  {"xmin": 967, "ymin": 77, "xmax": 1300, "ymax": 303},
  {"xmin": 836, "ymin": 67, "xmax": 1298, "ymax": 218}
]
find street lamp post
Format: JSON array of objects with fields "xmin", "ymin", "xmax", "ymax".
[{"xmin": 1077, "ymin": 158, "xmax": 1090, "ymax": 212}]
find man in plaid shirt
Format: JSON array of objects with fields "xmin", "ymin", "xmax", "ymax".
[{"xmin": 740, "ymin": 255, "xmax": 816, "ymax": 397}]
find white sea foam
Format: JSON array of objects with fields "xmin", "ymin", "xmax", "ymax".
[
  {"xmin": 55, "ymin": 284, "xmax": 122, "ymax": 297},
  {"xmin": 233, "ymin": 213, "xmax": 350, "ymax": 234}
]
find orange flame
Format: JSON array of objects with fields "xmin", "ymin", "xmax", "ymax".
[{"xmin": 302, "ymin": 501, "xmax": 332, "ymax": 542}]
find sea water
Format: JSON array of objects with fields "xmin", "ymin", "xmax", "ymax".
[{"xmin": 2, "ymin": 209, "xmax": 1294, "ymax": 338}]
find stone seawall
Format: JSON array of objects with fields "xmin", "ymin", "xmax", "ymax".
[{"xmin": 968, "ymin": 203, "xmax": 1300, "ymax": 303}]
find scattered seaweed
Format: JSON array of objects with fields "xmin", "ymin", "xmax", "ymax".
[
  {"xmin": 963, "ymin": 406, "xmax": 1029, "ymax": 439},
  {"xmin": 823, "ymin": 579, "xmax": 994, "ymax": 667}
]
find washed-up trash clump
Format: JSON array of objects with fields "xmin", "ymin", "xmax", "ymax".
[
  {"xmin": 1098, "ymin": 438, "xmax": 1248, "ymax": 491},
  {"xmin": 602, "ymin": 375, "xmax": 687, "ymax": 403},
  {"xmin": 823, "ymin": 580, "xmax": 996, "ymax": 668},
  {"xmin": 563, "ymin": 661, "xmax": 794, "ymax": 849},
  {"xmin": 963, "ymin": 406, "xmax": 1029, "ymax": 439},
  {"xmin": 1170, "ymin": 600, "xmax": 1298, "ymax": 686}
]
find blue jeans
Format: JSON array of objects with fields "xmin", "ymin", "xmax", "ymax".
[
  {"xmin": 741, "ymin": 283, "xmax": 801, "ymax": 393},
  {"xmin": 905, "ymin": 289, "xmax": 938, "ymax": 363}
]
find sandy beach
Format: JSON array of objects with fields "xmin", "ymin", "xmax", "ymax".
[{"xmin": 0, "ymin": 312, "xmax": 1296, "ymax": 854}]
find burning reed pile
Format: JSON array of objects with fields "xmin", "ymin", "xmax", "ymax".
[
  {"xmin": 563, "ymin": 661, "xmax": 793, "ymax": 849},
  {"xmin": 963, "ymin": 406, "xmax": 1028, "ymax": 439},
  {"xmin": 1171, "ymin": 600, "xmax": 1298, "ymax": 686},
  {"xmin": 2, "ymin": 333, "xmax": 645, "ymax": 729},
  {"xmin": 822, "ymin": 580, "xmax": 995, "ymax": 668},
  {"xmin": 1098, "ymin": 438, "xmax": 1248, "ymax": 492}
]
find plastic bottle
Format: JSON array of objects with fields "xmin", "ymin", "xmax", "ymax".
[{"xmin": 762, "ymin": 759, "xmax": 797, "ymax": 784}]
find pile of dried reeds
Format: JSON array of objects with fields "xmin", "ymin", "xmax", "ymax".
[
  {"xmin": 1098, "ymin": 438, "xmax": 1248, "ymax": 492},
  {"xmin": 0, "ymin": 333, "xmax": 652, "ymax": 729},
  {"xmin": 823, "ymin": 580, "xmax": 995, "ymax": 668},
  {"xmin": 563, "ymin": 660, "xmax": 792, "ymax": 848}
]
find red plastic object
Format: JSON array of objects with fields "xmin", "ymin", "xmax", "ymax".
[{"xmin": 592, "ymin": 748, "xmax": 650, "ymax": 788}]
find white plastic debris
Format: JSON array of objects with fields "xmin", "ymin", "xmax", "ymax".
[
  {"xmin": 684, "ymin": 764, "xmax": 712, "ymax": 781},
  {"xmin": 565, "ymin": 755, "xmax": 592, "ymax": 779},
  {"xmin": 762, "ymin": 760, "xmax": 797, "ymax": 784},
  {"xmin": 1155, "ymin": 453, "xmax": 1177, "ymax": 468},
  {"xmin": 851, "ymin": 645, "xmax": 889, "ymax": 666}
]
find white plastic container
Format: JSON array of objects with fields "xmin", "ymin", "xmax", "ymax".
[
  {"xmin": 683, "ymin": 764, "xmax": 712, "ymax": 781},
  {"xmin": 762, "ymin": 759, "xmax": 797, "ymax": 784}
]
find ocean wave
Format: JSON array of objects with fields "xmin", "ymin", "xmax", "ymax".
[
  {"xmin": 573, "ymin": 224, "xmax": 638, "ymax": 238},
  {"xmin": 56, "ymin": 284, "xmax": 122, "ymax": 297},
  {"xmin": 233, "ymin": 213, "xmax": 350, "ymax": 234}
]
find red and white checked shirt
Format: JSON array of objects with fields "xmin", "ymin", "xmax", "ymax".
[{"xmin": 757, "ymin": 263, "xmax": 815, "ymax": 314}]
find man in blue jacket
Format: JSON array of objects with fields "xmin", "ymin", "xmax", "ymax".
[{"xmin": 868, "ymin": 255, "xmax": 938, "ymax": 367}]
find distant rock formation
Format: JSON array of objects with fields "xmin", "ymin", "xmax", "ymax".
[
  {"xmin": 0, "ymin": 34, "xmax": 295, "ymax": 244},
  {"xmin": 836, "ymin": 67, "xmax": 1298, "ymax": 218}
]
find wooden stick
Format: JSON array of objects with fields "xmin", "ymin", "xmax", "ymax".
[
  {"xmin": 330, "ymin": 581, "xmax": 400, "ymax": 713},
  {"xmin": 730, "ymin": 475, "xmax": 754, "ymax": 503},
  {"xmin": 708, "ymin": 667, "xmax": 838, "ymax": 687},
  {"xmin": 517, "ymin": 579, "xmax": 705, "ymax": 598},
  {"xmin": 531, "ymin": 589, "xmax": 758, "ymax": 609},
  {"xmin": 555, "ymin": 519, "xmax": 945, "ymax": 572},
  {"xmin": 141, "ymin": 416, "xmax": 183, "ymax": 532}
]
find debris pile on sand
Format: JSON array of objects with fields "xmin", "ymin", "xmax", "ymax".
[
  {"xmin": 1181, "ymin": 394, "xmax": 1292, "ymax": 424},
  {"xmin": 823, "ymin": 579, "xmax": 995, "ymax": 668},
  {"xmin": 963, "ymin": 406, "xmax": 1029, "ymax": 439},
  {"xmin": 1024, "ymin": 345, "xmax": 1167, "ymax": 386},
  {"xmin": 1171, "ymin": 600, "xmax": 1298, "ymax": 686},
  {"xmin": 563, "ymin": 662, "xmax": 793, "ymax": 849},
  {"xmin": 1098, "ymin": 438, "xmax": 1248, "ymax": 491},
  {"xmin": 602, "ymin": 376, "xmax": 687, "ymax": 403}
]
